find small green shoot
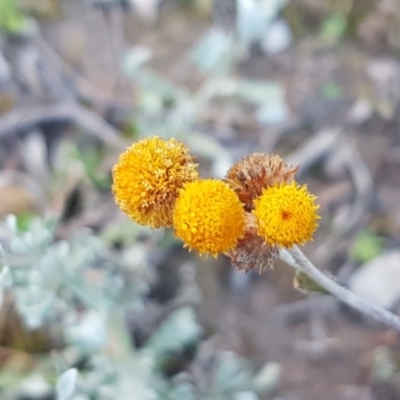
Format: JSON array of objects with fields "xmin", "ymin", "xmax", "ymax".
[{"xmin": 350, "ymin": 231, "xmax": 385, "ymax": 264}]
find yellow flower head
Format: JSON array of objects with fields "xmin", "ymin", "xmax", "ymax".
[
  {"xmin": 112, "ymin": 136, "xmax": 199, "ymax": 228},
  {"xmin": 253, "ymin": 182, "xmax": 320, "ymax": 248},
  {"xmin": 173, "ymin": 179, "xmax": 245, "ymax": 256}
]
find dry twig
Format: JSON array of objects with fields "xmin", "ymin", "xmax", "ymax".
[{"xmin": 0, "ymin": 103, "xmax": 125, "ymax": 148}]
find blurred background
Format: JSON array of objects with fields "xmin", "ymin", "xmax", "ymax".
[{"xmin": 1, "ymin": 0, "xmax": 400, "ymax": 399}]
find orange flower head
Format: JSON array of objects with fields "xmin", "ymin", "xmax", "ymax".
[
  {"xmin": 173, "ymin": 179, "xmax": 245, "ymax": 256},
  {"xmin": 112, "ymin": 136, "xmax": 199, "ymax": 228},
  {"xmin": 253, "ymin": 182, "xmax": 320, "ymax": 248}
]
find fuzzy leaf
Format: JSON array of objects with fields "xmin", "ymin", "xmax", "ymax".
[
  {"xmin": 145, "ymin": 307, "xmax": 201, "ymax": 358},
  {"xmin": 56, "ymin": 368, "xmax": 78, "ymax": 400},
  {"xmin": 191, "ymin": 28, "xmax": 236, "ymax": 75}
]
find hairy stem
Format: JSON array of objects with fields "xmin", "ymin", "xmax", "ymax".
[{"xmin": 280, "ymin": 246, "xmax": 400, "ymax": 331}]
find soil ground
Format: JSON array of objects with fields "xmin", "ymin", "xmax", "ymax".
[{"xmin": 5, "ymin": 1, "xmax": 400, "ymax": 399}]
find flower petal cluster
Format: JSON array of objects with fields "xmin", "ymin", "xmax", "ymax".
[
  {"xmin": 253, "ymin": 182, "xmax": 320, "ymax": 248},
  {"xmin": 173, "ymin": 180, "xmax": 245, "ymax": 256},
  {"xmin": 112, "ymin": 135, "xmax": 320, "ymax": 271},
  {"xmin": 112, "ymin": 136, "xmax": 198, "ymax": 228}
]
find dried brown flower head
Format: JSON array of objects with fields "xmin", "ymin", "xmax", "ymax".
[
  {"xmin": 225, "ymin": 153, "xmax": 299, "ymax": 211},
  {"xmin": 226, "ymin": 213, "xmax": 279, "ymax": 274}
]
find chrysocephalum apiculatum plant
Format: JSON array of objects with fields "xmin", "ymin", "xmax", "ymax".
[{"xmin": 112, "ymin": 136, "xmax": 320, "ymax": 273}]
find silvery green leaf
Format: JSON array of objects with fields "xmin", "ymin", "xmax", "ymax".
[
  {"xmin": 0, "ymin": 49, "xmax": 10, "ymax": 81},
  {"xmin": 260, "ymin": 0, "xmax": 287, "ymax": 20},
  {"xmin": 66, "ymin": 312, "xmax": 108, "ymax": 355},
  {"xmin": 22, "ymin": 131, "xmax": 51, "ymax": 186},
  {"xmin": 23, "ymin": 219, "xmax": 53, "ymax": 249},
  {"xmin": 19, "ymin": 374, "xmax": 52, "ymax": 398},
  {"xmin": 163, "ymin": 382, "xmax": 196, "ymax": 400},
  {"xmin": 236, "ymin": 79, "xmax": 284, "ymax": 106},
  {"xmin": 145, "ymin": 307, "xmax": 201, "ymax": 357},
  {"xmin": 212, "ymin": 152, "xmax": 235, "ymax": 178},
  {"xmin": 122, "ymin": 244, "xmax": 149, "ymax": 271},
  {"xmin": 190, "ymin": 28, "xmax": 236, "ymax": 75},
  {"xmin": 256, "ymin": 103, "xmax": 288, "ymax": 125},
  {"xmin": 123, "ymin": 46, "xmax": 152, "ymax": 75},
  {"xmin": 0, "ymin": 265, "xmax": 12, "ymax": 287},
  {"xmin": 55, "ymin": 240, "xmax": 70, "ymax": 258},
  {"xmin": 70, "ymin": 395, "xmax": 90, "ymax": 400},
  {"xmin": 56, "ymin": 368, "xmax": 79, "ymax": 400},
  {"xmin": 15, "ymin": 285, "xmax": 55, "ymax": 329},
  {"xmin": 372, "ymin": 345, "xmax": 396, "ymax": 381},
  {"xmin": 110, "ymin": 354, "xmax": 158, "ymax": 400},
  {"xmin": 128, "ymin": 68, "xmax": 187, "ymax": 101},
  {"xmin": 138, "ymin": 90, "xmax": 165, "ymax": 114},
  {"xmin": 236, "ymin": 0, "xmax": 268, "ymax": 44},
  {"xmin": 252, "ymin": 362, "xmax": 281, "ymax": 394},
  {"xmin": 212, "ymin": 352, "xmax": 252, "ymax": 394},
  {"xmin": 185, "ymin": 132, "xmax": 234, "ymax": 178},
  {"xmin": 185, "ymin": 133, "xmax": 234, "ymax": 177},
  {"xmin": 112, "ymin": 373, "xmax": 158, "ymax": 400},
  {"xmin": 39, "ymin": 252, "xmax": 61, "ymax": 276},
  {"xmin": 261, "ymin": 19, "xmax": 292, "ymax": 54},
  {"xmin": 232, "ymin": 391, "xmax": 259, "ymax": 400},
  {"xmin": 128, "ymin": 0, "xmax": 161, "ymax": 21},
  {"xmin": 5, "ymin": 214, "xmax": 17, "ymax": 233},
  {"xmin": 9, "ymin": 236, "xmax": 30, "ymax": 254}
]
